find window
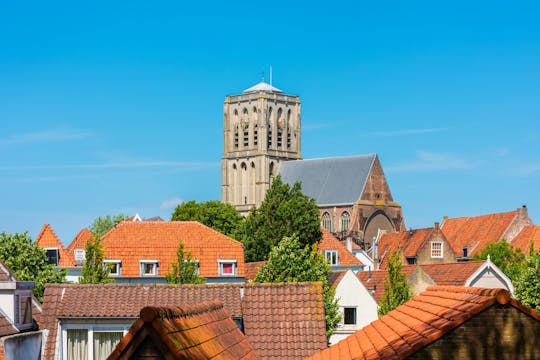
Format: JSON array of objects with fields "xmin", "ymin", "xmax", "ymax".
[
  {"xmin": 324, "ymin": 250, "xmax": 338, "ymax": 266},
  {"xmin": 462, "ymin": 247, "xmax": 468, "ymax": 258},
  {"xmin": 74, "ymin": 249, "xmax": 86, "ymax": 265},
  {"xmin": 218, "ymin": 260, "xmax": 237, "ymax": 276},
  {"xmin": 322, "ymin": 212, "xmax": 332, "ymax": 231},
  {"xmin": 139, "ymin": 260, "xmax": 158, "ymax": 276},
  {"xmin": 14, "ymin": 294, "xmax": 32, "ymax": 328},
  {"xmin": 341, "ymin": 212, "xmax": 350, "ymax": 232},
  {"xmin": 343, "ymin": 307, "xmax": 357, "ymax": 325},
  {"xmin": 104, "ymin": 260, "xmax": 121, "ymax": 277},
  {"xmin": 45, "ymin": 248, "xmax": 59, "ymax": 265},
  {"xmin": 431, "ymin": 241, "xmax": 443, "ymax": 258},
  {"xmin": 65, "ymin": 328, "xmax": 125, "ymax": 360}
]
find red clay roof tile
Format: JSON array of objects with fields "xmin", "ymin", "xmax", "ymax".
[
  {"xmin": 35, "ymin": 224, "xmax": 73, "ymax": 267},
  {"xmin": 319, "ymin": 228, "xmax": 363, "ymax": 267},
  {"xmin": 511, "ymin": 225, "xmax": 540, "ymax": 254}
]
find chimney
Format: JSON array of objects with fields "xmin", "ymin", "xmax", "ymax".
[
  {"xmin": 518, "ymin": 205, "xmax": 528, "ymax": 218},
  {"xmin": 346, "ymin": 236, "xmax": 353, "ymax": 252},
  {"xmin": 434, "ymin": 222, "xmax": 440, "ymax": 231}
]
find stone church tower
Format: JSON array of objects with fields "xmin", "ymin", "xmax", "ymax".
[{"xmin": 221, "ymin": 81, "xmax": 301, "ymax": 215}]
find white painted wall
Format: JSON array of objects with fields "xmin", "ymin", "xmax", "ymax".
[
  {"xmin": 330, "ymin": 270, "xmax": 378, "ymax": 345},
  {"xmin": 354, "ymin": 250, "xmax": 374, "ymax": 271}
]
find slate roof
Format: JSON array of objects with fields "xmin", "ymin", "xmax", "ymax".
[
  {"xmin": 278, "ymin": 154, "xmax": 376, "ymax": 206},
  {"xmin": 101, "ymin": 221, "xmax": 245, "ymax": 278},
  {"xmin": 35, "ymin": 224, "xmax": 73, "ymax": 267},
  {"xmin": 41, "ymin": 282, "xmax": 326, "ymax": 360},
  {"xmin": 319, "ymin": 229, "xmax": 363, "ymax": 268},
  {"xmin": 306, "ymin": 286, "xmax": 540, "ymax": 360},
  {"xmin": 242, "ymin": 282, "xmax": 327, "ymax": 359},
  {"xmin": 441, "ymin": 210, "xmax": 517, "ymax": 256},
  {"xmin": 109, "ymin": 301, "xmax": 258, "ymax": 360},
  {"xmin": 512, "ymin": 225, "xmax": 540, "ymax": 254}
]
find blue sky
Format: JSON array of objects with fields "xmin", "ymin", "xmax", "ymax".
[{"xmin": 1, "ymin": 1, "xmax": 539, "ymax": 244}]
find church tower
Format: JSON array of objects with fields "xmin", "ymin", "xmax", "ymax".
[{"xmin": 221, "ymin": 80, "xmax": 301, "ymax": 215}]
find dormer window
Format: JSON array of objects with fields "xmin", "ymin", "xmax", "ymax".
[
  {"xmin": 140, "ymin": 260, "xmax": 158, "ymax": 277},
  {"xmin": 218, "ymin": 260, "xmax": 237, "ymax": 276},
  {"xmin": 14, "ymin": 294, "xmax": 32, "ymax": 329},
  {"xmin": 45, "ymin": 248, "xmax": 59, "ymax": 266},
  {"xmin": 431, "ymin": 241, "xmax": 443, "ymax": 258},
  {"xmin": 74, "ymin": 249, "xmax": 86, "ymax": 266},
  {"xmin": 325, "ymin": 250, "xmax": 339, "ymax": 266},
  {"xmin": 462, "ymin": 247, "xmax": 468, "ymax": 258},
  {"xmin": 104, "ymin": 260, "xmax": 122, "ymax": 277}
]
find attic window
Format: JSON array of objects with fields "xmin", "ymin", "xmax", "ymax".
[
  {"xmin": 140, "ymin": 260, "xmax": 158, "ymax": 277},
  {"xmin": 14, "ymin": 295, "xmax": 32, "ymax": 327},
  {"xmin": 74, "ymin": 249, "xmax": 86, "ymax": 265},
  {"xmin": 45, "ymin": 248, "xmax": 59, "ymax": 266},
  {"xmin": 104, "ymin": 260, "xmax": 122, "ymax": 277},
  {"xmin": 324, "ymin": 250, "xmax": 339, "ymax": 266},
  {"xmin": 218, "ymin": 260, "xmax": 237, "ymax": 276},
  {"xmin": 431, "ymin": 241, "xmax": 443, "ymax": 258},
  {"xmin": 462, "ymin": 247, "xmax": 468, "ymax": 258},
  {"xmin": 343, "ymin": 307, "xmax": 357, "ymax": 325}
]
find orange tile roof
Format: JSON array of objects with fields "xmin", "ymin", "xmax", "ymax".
[
  {"xmin": 66, "ymin": 227, "xmax": 92, "ymax": 253},
  {"xmin": 403, "ymin": 261, "xmax": 484, "ymax": 286},
  {"xmin": 306, "ymin": 286, "xmax": 540, "ymax": 360},
  {"xmin": 101, "ymin": 221, "xmax": 245, "ymax": 278},
  {"xmin": 318, "ymin": 228, "xmax": 363, "ymax": 267},
  {"xmin": 109, "ymin": 301, "xmax": 258, "ymax": 360},
  {"xmin": 40, "ymin": 282, "xmax": 326, "ymax": 360},
  {"xmin": 441, "ymin": 210, "xmax": 517, "ymax": 256},
  {"xmin": 245, "ymin": 261, "xmax": 266, "ymax": 281},
  {"xmin": 511, "ymin": 225, "xmax": 540, "ymax": 254},
  {"xmin": 356, "ymin": 270, "xmax": 390, "ymax": 303},
  {"xmin": 35, "ymin": 224, "xmax": 73, "ymax": 267},
  {"xmin": 376, "ymin": 228, "xmax": 433, "ymax": 269}
]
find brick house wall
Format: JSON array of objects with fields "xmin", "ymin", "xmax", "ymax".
[
  {"xmin": 409, "ymin": 304, "xmax": 540, "ymax": 359},
  {"xmin": 415, "ymin": 226, "xmax": 457, "ymax": 265}
]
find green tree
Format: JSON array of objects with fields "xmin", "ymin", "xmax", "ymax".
[
  {"xmin": 238, "ymin": 176, "xmax": 322, "ymax": 262},
  {"xmin": 165, "ymin": 242, "xmax": 205, "ymax": 284},
  {"xmin": 171, "ymin": 200, "xmax": 243, "ymax": 237},
  {"xmin": 254, "ymin": 235, "xmax": 340, "ymax": 340},
  {"xmin": 80, "ymin": 234, "xmax": 112, "ymax": 284},
  {"xmin": 89, "ymin": 214, "xmax": 129, "ymax": 238},
  {"xmin": 0, "ymin": 232, "xmax": 66, "ymax": 302},
  {"xmin": 514, "ymin": 251, "xmax": 540, "ymax": 312},
  {"xmin": 473, "ymin": 240, "xmax": 526, "ymax": 281},
  {"xmin": 378, "ymin": 251, "xmax": 412, "ymax": 316}
]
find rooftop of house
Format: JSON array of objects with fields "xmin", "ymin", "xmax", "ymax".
[
  {"xmin": 441, "ymin": 209, "xmax": 519, "ymax": 256},
  {"xmin": 0, "ymin": 309, "xmax": 19, "ymax": 338},
  {"xmin": 35, "ymin": 224, "xmax": 73, "ymax": 267},
  {"xmin": 100, "ymin": 220, "xmax": 245, "ymax": 278},
  {"xmin": 306, "ymin": 286, "xmax": 540, "ymax": 360},
  {"xmin": 511, "ymin": 225, "xmax": 540, "ymax": 254},
  {"xmin": 66, "ymin": 227, "xmax": 93, "ymax": 253},
  {"xmin": 278, "ymin": 154, "xmax": 377, "ymax": 206},
  {"xmin": 319, "ymin": 228, "xmax": 363, "ymax": 268},
  {"xmin": 245, "ymin": 261, "xmax": 266, "ymax": 281},
  {"xmin": 328, "ymin": 270, "xmax": 347, "ymax": 288},
  {"xmin": 109, "ymin": 301, "xmax": 258, "ymax": 360},
  {"xmin": 376, "ymin": 227, "xmax": 434, "ymax": 269},
  {"xmin": 40, "ymin": 282, "xmax": 326, "ymax": 360}
]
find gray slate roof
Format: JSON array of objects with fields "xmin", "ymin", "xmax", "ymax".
[{"xmin": 278, "ymin": 154, "xmax": 376, "ymax": 206}]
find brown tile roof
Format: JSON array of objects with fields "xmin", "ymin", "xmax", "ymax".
[
  {"xmin": 511, "ymin": 225, "xmax": 540, "ymax": 254},
  {"xmin": 242, "ymin": 282, "xmax": 327, "ymax": 359},
  {"xmin": 41, "ymin": 282, "xmax": 326, "ymax": 360},
  {"xmin": 0, "ymin": 309, "xmax": 18, "ymax": 338},
  {"xmin": 318, "ymin": 228, "xmax": 363, "ymax": 267},
  {"xmin": 306, "ymin": 286, "xmax": 540, "ymax": 360},
  {"xmin": 109, "ymin": 301, "xmax": 258, "ymax": 360},
  {"xmin": 245, "ymin": 261, "xmax": 266, "ymax": 281},
  {"xmin": 101, "ymin": 221, "xmax": 245, "ymax": 277},
  {"xmin": 357, "ymin": 262, "xmax": 486, "ymax": 302},
  {"xmin": 35, "ymin": 224, "xmax": 73, "ymax": 267},
  {"xmin": 441, "ymin": 210, "xmax": 517, "ymax": 256}
]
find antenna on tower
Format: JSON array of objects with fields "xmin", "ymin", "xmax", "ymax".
[
  {"xmin": 261, "ymin": 68, "xmax": 265, "ymax": 82},
  {"xmin": 270, "ymin": 66, "xmax": 273, "ymax": 86}
]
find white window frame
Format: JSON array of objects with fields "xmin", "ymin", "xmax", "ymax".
[
  {"xmin": 139, "ymin": 260, "xmax": 158, "ymax": 277},
  {"xmin": 324, "ymin": 250, "xmax": 339, "ymax": 266},
  {"xmin": 104, "ymin": 260, "xmax": 122, "ymax": 277},
  {"xmin": 342, "ymin": 307, "xmax": 357, "ymax": 326},
  {"xmin": 61, "ymin": 323, "xmax": 129, "ymax": 360},
  {"xmin": 218, "ymin": 259, "xmax": 237, "ymax": 276},
  {"xmin": 430, "ymin": 241, "xmax": 443, "ymax": 258}
]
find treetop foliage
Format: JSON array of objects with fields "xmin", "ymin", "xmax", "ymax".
[
  {"xmin": 514, "ymin": 250, "xmax": 540, "ymax": 312},
  {"xmin": 254, "ymin": 235, "xmax": 340, "ymax": 340},
  {"xmin": 171, "ymin": 200, "xmax": 243, "ymax": 238},
  {"xmin": 239, "ymin": 176, "xmax": 322, "ymax": 262},
  {"xmin": 378, "ymin": 251, "xmax": 412, "ymax": 316},
  {"xmin": 473, "ymin": 240, "xmax": 526, "ymax": 281},
  {"xmin": 165, "ymin": 242, "xmax": 205, "ymax": 284},
  {"xmin": 89, "ymin": 213, "xmax": 129, "ymax": 238},
  {"xmin": 0, "ymin": 231, "xmax": 66, "ymax": 301},
  {"xmin": 80, "ymin": 233, "xmax": 112, "ymax": 284}
]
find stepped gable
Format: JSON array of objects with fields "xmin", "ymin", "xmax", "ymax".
[
  {"xmin": 35, "ymin": 224, "xmax": 73, "ymax": 267},
  {"xmin": 108, "ymin": 301, "xmax": 258, "ymax": 359}
]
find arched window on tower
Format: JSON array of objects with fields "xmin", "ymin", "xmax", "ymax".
[
  {"xmin": 322, "ymin": 212, "xmax": 332, "ymax": 232},
  {"xmin": 234, "ymin": 125, "xmax": 239, "ymax": 149},
  {"xmin": 267, "ymin": 108, "xmax": 273, "ymax": 149},
  {"xmin": 233, "ymin": 110, "xmax": 239, "ymax": 149},
  {"xmin": 242, "ymin": 108, "xmax": 249, "ymax": 147},
  {"xmin": 286, "ymin": 109, "xmax": 292, "ymax": 149},
  {"xmin": 269, "ymin": 162, "xmax": 275, "ymax": 182},
  {"xmin": 241, "ymin": 162, "xmax": 248, "ymax": 205},
  {"xmin": 252, "ymin": 107, "xmax": 258, "ymax": 146},
  {"xmin": 277, "ymin": 108, "xmax": 283, "ymax": 148},
  {"xmin": 341, "ymin": 211, "xmax": 351, "ymax": 232}
]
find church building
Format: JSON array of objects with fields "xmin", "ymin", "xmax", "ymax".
[{"xmin": 221, "ymin": 80, "xmax": 404, "ymax": 249}]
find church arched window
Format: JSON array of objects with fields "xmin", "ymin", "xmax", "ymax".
[
  {"xmin": 322, "ymin": 212, "xmax": 332, "ymax": 232},
  {"xmin": 286, "ymin": 109, "xmax": 292, "ymax": 149},
  {"xmin": 242, "ymin": 108, "xmax": 249, "ymax": 147},
  {"xmin": 269, "ymin": 162, "xmax": 275, "ymax": 181},
  {"xmin": 267, "ymin": 107, "xmax": 273, "ymax": 148},
  {"xmin": 252, "ymin": 107, "xmax": 258, "ymax": 146},
  {"xmin": 341, "ymin": 212, "xmax": 350, "ymax": 232},
  {"xmin": 277, "ymin": 108, "xmax": 283, "ymax": 148}
]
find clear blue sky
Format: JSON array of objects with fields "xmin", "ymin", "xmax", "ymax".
[{"xmin": 1, "ymin": 1, "xmax": 538, "ymax": 244}]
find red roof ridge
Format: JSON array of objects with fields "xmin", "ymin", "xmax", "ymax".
[
  {"xmin": 140, "ymin": 300, "xmax": 224, "ymax": 322},
  {"xmin": 441, "ymin": 209, "xmax": 518, "ymax": 224}
]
